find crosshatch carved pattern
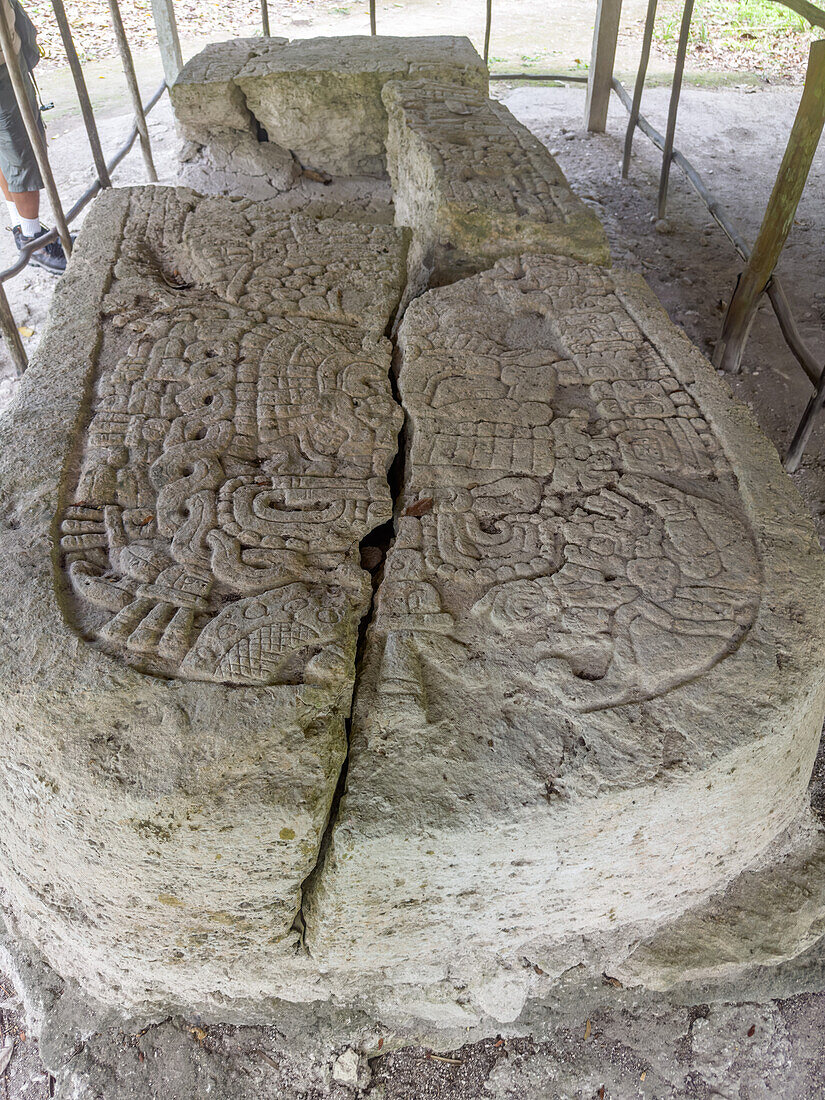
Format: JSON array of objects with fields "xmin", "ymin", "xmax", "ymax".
[
  {"xmin": 57, "ymin": 189, "xmax": 403, "ymax": 685},
  {"xmin": 381, "ymin": 256, "xmax": 762, "ymax": 712}
]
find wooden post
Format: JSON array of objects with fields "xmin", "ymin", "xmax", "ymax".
[
  {"xmin": 657, "ymin": 0, "xmax": 694, "ymax": 219},
  {"xmin": 261, "ymin": 0, "xmax": 270, "ymax": 37},
  {"xmin": 51, "ymin": 0, "xmax": 111, "ymax": 188},
  {"xmin": 369, "ymin": 0, "xmax": 376, "ymax": 35},
  {"xmin": 0, "ymin": 281, "xmax": 27, "ymax": 375},
  {"xmin": 484, "ymin": 0, "xmax": 492, "ymax": 65},
  {"xmin": 714, "ymin": 38, "xmax": 825, "ymax": 374},
  {"xmin": 150, "ymin": 0, "xmax": 183, "ymax": 85},
  {"xmin": 622, "ymin": 0, "xmax": 659, "ymax": 177},
  {"xmin": 106, "ymin": 0, "xmax": 157, "ymax": 183},
  {"xmin": 586, "ymin": 0, "xmax": 623, "ymax": 132}
]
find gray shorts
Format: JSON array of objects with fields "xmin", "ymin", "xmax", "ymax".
[{"xmin": 0, "ymin": 61, "xmax": 42, "ymax": 192}]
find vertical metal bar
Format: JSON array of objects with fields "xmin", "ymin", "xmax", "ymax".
[
  {"xmin": 51, "ymin": 0, "xmax": 110, "ymax": 189},
  {"xmin": 657, "ymin": 0, "xmax": 694, "ymax": 219},
  {"xmin": 0, "ymin": 1, "xmax": 72, "ymax": 256},
  {"xmin": 714, "ymin": 38, "xmax": 825, "ymax": 375},
  {"xmin": 105, "ymin": 0, "xmax": 157, "ymax": 183},
  {"xmin": 0, "ymin": 281, "xmax": 27, "ymax": 375},
  {"xmin": 369, "ymin": 0, "xmax": 376, "ymax": 35},
  {"xmin": 586, "ymin": 0, "xmax": 623, "ymax": 132},
  {"xmin": 484, "ymin": 0, "xmax": 492, "ymax": 65},
  {"xmin": 260, "ymin": 0, "xmax": 270, "ymax": 37},
  {"xmin": 151, "ymin": 0, "xmax": 183, "ymax": 85},
  {"xmin": 622, "ymin": 0, "xmax": 658, "ymax": 178}
]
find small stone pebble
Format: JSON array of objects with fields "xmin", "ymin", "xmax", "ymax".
[{"xmin": 654, "ymin": 218, "xmax": 671, "ymax": 234}]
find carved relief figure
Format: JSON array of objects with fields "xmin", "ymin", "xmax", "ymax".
[
  {"xmin": 386, "ymin": 258, "xmax": 761, "ymax": 712},
  {"xmin": 57, "ymin": 193, "xmax": 402, "ymax": 685}
]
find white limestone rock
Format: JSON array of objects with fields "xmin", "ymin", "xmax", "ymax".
[
  {"xmin": 383, "ymin": 79, "xmax": 610, "ymax": 296},
  {"xmin": 304, "ymin": 254, "xmax": 825, "ymax": 1023},
  {"xmin": 235, "ymin": 36, "xmax": 489, "ymax": 176},
  {"xmin": 0, "ymin": 186, "xmax": 406, "ymax": 1013},
  {"xmin": 179, "ymin": 129, "xmax": 300, "ymax": 199},
  {"xmin": 170, "ymin": 38, "xmax": 287, "ymax": 144},
  {"xmin": 171, "ymin": 38, "xmax": 300, "ymax": 197}
]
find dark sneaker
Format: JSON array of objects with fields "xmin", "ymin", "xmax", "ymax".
[{"xmin": 11, "ymin": 223, "xmax": 69, "ymax": 274}]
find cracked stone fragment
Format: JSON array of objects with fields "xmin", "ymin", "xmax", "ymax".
[
  {"xmin": 305, "ymin": 254, "xmax": 825, "ymax": 1021},
  {"xmin": 0, "ymin": 185, "xmax": 406, "ymax": 1012},
  {"xmin": 383, "ymin": 80, "xmax": 610, "ymax": 296},
  {"xmin": 171, "ymin": 38, "xmax": 300, "ymax": 197},
  {"xmin": 234, "ymin": 36, "xmax": 489, "ymax": 176},
  {"xmin": 170, "ymin": 37, "xmax": 288, "ymax": 143}
]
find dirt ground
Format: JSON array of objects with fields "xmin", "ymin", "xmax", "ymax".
[{"xmin": 1, "ymin": 16, "xmax": 825, "ymax": 1100}]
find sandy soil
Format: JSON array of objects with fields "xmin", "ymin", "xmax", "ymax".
[{"xmin": 1, "ymin": 44, "xmax": 825, "ymax": 1100}]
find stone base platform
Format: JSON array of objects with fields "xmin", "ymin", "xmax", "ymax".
[{"xmin": 3, "ymin": 189, "xmax": 824, "ymax": 1031}]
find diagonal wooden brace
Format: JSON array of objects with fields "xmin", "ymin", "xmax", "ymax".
[{"xmin": 714, "ymin": 39, "xmax": 825, "ymax": 374}]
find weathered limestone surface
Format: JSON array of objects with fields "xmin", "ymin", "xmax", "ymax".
[
  {"xmin": 305, "ymin": 254, "xmax": 825, "ymax": 1022},
  {"xmin": 383, "ymin": 80, "xmax": 610, "ymax": 294},
  {"xmin": 171, "ymin": 38, "xmax": 300, "ymax": 197},
  {"xmin": 170, "ymin": 37, "xmax": 286, "ymax": 144},
  {"xmin": 0, "ymin": 186, "xmax": 406, "ymax": 1010},
  {"xmin": 234, "ymin": 36, "xmax": 489, "ymax": 176}
]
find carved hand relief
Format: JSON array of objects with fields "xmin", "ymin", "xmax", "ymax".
[
  {"xmin": 57, "ymin": 193, "xmax": 403, "ymax": 685},
  {"xmin": 387, "ymin": 258, "xmax": 761, "ymax": 712}
]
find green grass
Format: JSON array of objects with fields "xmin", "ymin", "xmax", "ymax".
[
  {"xmin": 659, "ymin": 0, "xmax": 809, "ymax": 41},
  {"xmin": 654, "ymin": 0, "xmax": 813, "ymax": 80}
]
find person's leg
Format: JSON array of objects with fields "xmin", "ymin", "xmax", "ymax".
[
  {"xmin": 0, "ymin": 167, "xmax": 40, "ymax": 231},
  {"xmin": 0, "ymin": 65, "xmax": 67, "ymax": 272}
]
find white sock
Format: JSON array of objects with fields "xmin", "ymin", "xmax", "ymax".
[
  {"xmin": 19, "ymin": 215, "xmax": 41, "ymax": 238},
  {"xmin": 6, "ymin": 200, "xmax": 17, "ymax": 226}
]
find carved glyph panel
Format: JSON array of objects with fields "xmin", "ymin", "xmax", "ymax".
[
  {"xmin": 57, "ymin": 189, "xmax": 405, "ymax": 684},
  {"xmin": 385, "ymin": 255, "xmax": 762, "ymax": 711}
]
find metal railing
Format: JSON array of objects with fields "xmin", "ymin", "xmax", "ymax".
[{"xmin": 0, "ymin": 0, "xmax": 167, "ymax": 375}]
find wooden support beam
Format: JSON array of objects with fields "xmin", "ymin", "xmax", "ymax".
[
  {"xmin": 150, "ymin": 0, "xmax": 182, "ymax": 85},
  {"xmin": 51, "ymin": 0, "xmax": 111, "ymax": 188},
  {"xmin": 586, "ymin": 0, "xmax": 623, "ymax": 132},
  {"xmin": 657, "ymin": 0, "xmax": 694, "ymax": 219},
  {"xmin": 106, "ymin": 0, "xmax": 157, "ymax": 183},
  {"xmin": 713, "ymin": 38, "xmax": 825, "ymax": 374},
  {"xmin": 622, "ymin": 0, "xmax": 659, "ymax": 177}
]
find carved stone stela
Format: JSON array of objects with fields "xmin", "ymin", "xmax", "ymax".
[
  {"xmin": 57, "ymin": 189, "xmax": 404, "ymax": 683},
  {"xmin": 388, "ymin": 256, "xmax": 761, "ymax": 711},
  {"xmin": 1, "ymin": 38, "xmax": 824, "ymax": 1028}
]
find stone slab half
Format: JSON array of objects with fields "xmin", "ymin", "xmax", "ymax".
[
  {"xmin": 235, "ymin": 36, "xmax": 489, "ymax": 176},
  {"xmin": 383, "ymin": 79, "xmax": 610, "ymax": 297},
  {"xmin": 305, "ymin": 254, "xmax": 825, "ymax": 1024},
  {"xmin": 0, "ymin": 185, "xmax": 406, "ymax": 1013}
]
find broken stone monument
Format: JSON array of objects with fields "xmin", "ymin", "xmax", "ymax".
[
  {"xmin": 0, "ymin": 185, "xmax": 407, "ymax": 1010},
  {"xmin": 383, "ymin": 79, "xmax": 610, "ymax": 294},
  {"xmin": 304, "ymin": 254, "xmax": 825, "ymax": 1023},
  {"xmin": 171, "ymin": 35, "xmax": 489, "ymax": 196},
  {"xmin": 2, "ymin": 34, "xmax": 825, "ymax": 1071}
]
